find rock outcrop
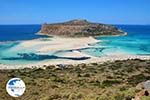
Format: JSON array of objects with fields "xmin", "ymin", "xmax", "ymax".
[
  {"xmin": 134, "ymin": 80, "xmax": 150, "ymax": 100},
  {"xmin": 40, "ymin": 19, "xmax": 125, "ymax": 37}
]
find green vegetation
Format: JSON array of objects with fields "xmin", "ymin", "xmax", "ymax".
[{"xmin": 0, "ymin": 59, "xmax": 150, "ymax": 100}]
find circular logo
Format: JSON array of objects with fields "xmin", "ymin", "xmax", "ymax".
[{"xmin": 6, "ymin": 78, "xmax": 26, "ymax": 97}]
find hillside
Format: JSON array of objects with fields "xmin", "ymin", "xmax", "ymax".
[
  {"xmin": 40, "ymin": 19, "xmax": 125, "ymax": 37},
  {"xmin": 0, "ymin": 59, "xmax": 150, "ymax": 100}
]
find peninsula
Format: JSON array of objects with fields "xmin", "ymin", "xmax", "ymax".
[{"xmin": 0, "ymin": 20, "xmax": 149, "ymax": 69}]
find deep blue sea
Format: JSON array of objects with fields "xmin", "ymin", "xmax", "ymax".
[
  {"xmin": 0, "ymin": 25, "xmax": 46, "ymax": 41},
  {"xmin": 0, "ymin": 25, "xmax": 150, "ymax": 65}
]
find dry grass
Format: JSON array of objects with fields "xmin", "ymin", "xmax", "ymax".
[{"xmin": 0, "ymin": 59, "xmax": 150, "ymax": 100}]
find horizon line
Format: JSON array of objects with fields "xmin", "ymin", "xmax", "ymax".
[{"xmin": 0, "ymin": 23, "xmax": 150, "ymax": 26}]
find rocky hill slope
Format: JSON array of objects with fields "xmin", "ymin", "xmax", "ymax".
[
  {"xmin": 0, "ymin": 59, "xmax": 150, "ymax": 100},
  {"xmin": 40, "ymin": 19, "xmax": 125, "ymax": 37}
]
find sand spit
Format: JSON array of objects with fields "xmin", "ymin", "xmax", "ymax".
[{"xmin": 0, "ymin": 36, "xmax": 150, "ymax": 69}]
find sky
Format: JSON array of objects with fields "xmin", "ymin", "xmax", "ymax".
[{"xmin": 0, "ymin": 0, "xmax": 150, "ymax": 25}]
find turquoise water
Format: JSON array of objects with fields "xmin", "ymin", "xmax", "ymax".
[
  {"xmin": 0, "ymin": 41, "xmax": 39, "ymax": 64},
  {"xmin": 0, "ymin": 25, "xmax": 49, "ymax": 65},
  {"xmin": 0, "ymin": 25, "xmax": 150, "ymax": 65},
  {"xmin": 80, "ymin": 25, "xmax": 150, "ymax": 56}
]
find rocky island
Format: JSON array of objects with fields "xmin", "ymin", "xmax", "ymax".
[{"xmin": 40, "ymin": 19, "xmax": 125, "ymax": 37}]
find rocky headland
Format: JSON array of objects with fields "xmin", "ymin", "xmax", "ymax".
[{"xmin": 40, "ymin": 19, "xmax": 125, "ymax": 37}]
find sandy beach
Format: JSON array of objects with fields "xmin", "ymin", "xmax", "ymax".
[
  {"xmin": 19, "ymin": 36, "xmax": 99, "ymax": 52},
  {"xmin": 0, "ymin": 36, "xmax": 150, "ymax": 69},
  {"xmin": 0, "ymin": 54, "xmax": 150, "ymax": 69}
]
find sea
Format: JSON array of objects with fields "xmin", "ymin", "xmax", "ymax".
[{"xmin": 0, "ymin": 25, "xmax": 150, "ymax": 65}]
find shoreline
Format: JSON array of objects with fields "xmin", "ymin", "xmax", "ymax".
[
  {"xmin": 0, "ymin": 36, "xmax": 99, "ymax": 69},
  {"xmin": 0, "ymin": 55, "xmax": 150, "ymax": 69},
  {"xmin": 0, "ymin": 53, "xmax": 150, "ymax": 69},
  {"xmin": 94, "ymin": 32, "xmax": 127, "ymax": 38},
  {"xmin": 0, "ymin": 35, "xmax": 150, "ymax": 69}
]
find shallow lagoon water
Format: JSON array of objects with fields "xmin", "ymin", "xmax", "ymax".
[
  {"xmin": 0, "ymin": 25, "xmax": 150, "ymax": 65},
  {"xmin": 80, "ymin": 25, "xmax": 150, "ymax": 56}
]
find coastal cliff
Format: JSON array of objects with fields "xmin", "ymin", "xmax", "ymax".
[{"xmin": 40, "ymin": 19, "xmax": 125, "ymax": 37}]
